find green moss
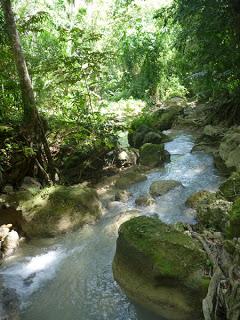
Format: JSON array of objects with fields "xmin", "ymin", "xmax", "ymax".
[
  {"xmin": 115, "ymin": 169, "xmax": 147, "ymax": 189},
  {"xmin": 139, "ymin": 143, "xmax": 170, "ymax": 167},
  {"xmin": 119, "ymin": 216, "xmax": 206, "ymax": 282},
  {"xmin": 219, "ymin": 171, "xmax": 240, "ymax": 202},
  {"xmin": 227, "ymin": 197, "xmax": 240, "ymax": 238},
  {"xmin": 18, "ymin": 185, "xmax": 101, "ymax": 237}
]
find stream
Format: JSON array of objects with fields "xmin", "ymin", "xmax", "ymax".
[{"xmin": 0, "ymin": 131, "xmax": 223, "ymax": 320}]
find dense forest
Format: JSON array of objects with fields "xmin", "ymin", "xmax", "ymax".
[{"xmin": 0, "ymin": 1, "xmax": 240, "ymax": 320}]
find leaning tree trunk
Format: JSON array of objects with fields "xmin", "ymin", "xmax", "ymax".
[{"xmin": 1, "ymin": 0, "xmax": 55, "ymax": 183}]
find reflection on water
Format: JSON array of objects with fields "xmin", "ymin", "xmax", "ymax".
[{"xmin": 0, "ymin": 131, "xmax": 223, "ymax": 320}]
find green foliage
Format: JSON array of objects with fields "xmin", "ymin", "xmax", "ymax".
[{"xmin": 171, "ymin": 0, "xmax": 240, "ymax": 104}]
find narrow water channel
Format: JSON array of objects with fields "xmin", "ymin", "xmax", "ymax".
[{"xmin": 0, "ymin": 131, "xmax": 223, "ymax": 320}]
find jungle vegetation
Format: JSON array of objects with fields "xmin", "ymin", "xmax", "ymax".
[{"xmin": 0, "ymin": 0, "xmax": 239, "ymax": 186}]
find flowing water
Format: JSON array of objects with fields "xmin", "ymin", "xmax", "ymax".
[{"xmin": 0, "ymin": 131, "xmax": 223, "ymax": 320}]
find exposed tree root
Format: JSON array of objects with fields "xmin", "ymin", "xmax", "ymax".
[{"xmin": 187, "ymin": 225, "xmax": 240, "ymax": 320}]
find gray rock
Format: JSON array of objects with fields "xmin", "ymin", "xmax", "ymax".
[
  {"xmin": 2, "ymin": 230, "xmax": 19, "ymax": 257},
  {"xmin": 150, "ymin": 180, "xmax": 182, "ymax": 197},
  {"xmin": 0, "ymin": 224, "xmax": 12, "ymax": 241},
  {"xmin": 115, "ymin": 190, "xmax": 131, "ymax": 202},
  {"xmin": 135, "ymin": 194, "xmax": 155, "ymax": 206}
]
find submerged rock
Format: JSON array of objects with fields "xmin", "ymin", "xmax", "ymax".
[
  {"xmin": 135, "ymin": 194, "xmax": 155, "ymax": 206},
  {"xmin": 139, "ymin": 143, "xmax": 170, "ymax": 167},
  {"xmin": 150, "ymin": 180, "xmax": 182, "ymax": 197},
  {"xmin": 0, "ymin": 284, "xmax": 20, "ymax": 320},
  {"xmin": 113, "ymin": 216, "xmax": 208, "ymax": 320}
]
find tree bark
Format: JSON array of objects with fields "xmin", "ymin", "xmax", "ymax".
[
  {"xmin": 1, "ymin": 0, "xmax": 37, "ymax": 123},
  {"xmin": 1, "ymin": 0, "xmax": 55, "ymax": 182}
]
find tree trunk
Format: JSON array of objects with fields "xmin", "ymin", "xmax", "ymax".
[
  {"xmin": 1, "ymin": 0, "xmax": 37, "ymax": 123},
  {"xmin": 1, "ymin": 0, "xmax": 55, "ymax": 182}
]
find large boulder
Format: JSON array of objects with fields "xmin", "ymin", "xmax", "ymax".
[
  {"xmin": 219, "ymin": 127, "xmax": 240, "ymax": 172},
  {"xmin": 128, "ymin": 125, "xmax": 168, "ymax": 149},
  {"xmin": 9, "ymin": 185, "xmax": 102, "ymax": 237},
  {"xmin": 113, "ymin": 216, "xmax": 208, "ymax": 320},
  {"xmin": 115, "ymin": 168, "xmax": 147, "ymax": 189},
  {"xmin": 150, "ymin": 180, "xmax": 182, "ymax": 197},
  {"xmin": 139, "ymin": 143, "xmax": 170, "ymax": 167},
  {"xmin": 128, "ymin": 125, "xmax": 152, "ymax": 149},
  {"xmin": 219, "ymin": 171, "xmax": 240, "ymax": 202},
  {"xmin": 154, "ymin": 105, "xmax": 184, "ymax": 131},
  {"xmin": 185, "ymin": 190, "xmax": 212, "ymax": 209}
]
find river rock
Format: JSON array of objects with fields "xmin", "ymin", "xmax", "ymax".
[
  {"xmin": 142, "ymin": 132, "xmax": 168, "ymax": 145},
  {"xmin": 115, "ymin": 190, "xmax": 131, "ymax": 202},
  {"xmin": 185, "ymin": 190, "xmax": 212, "ymax": 208},
  {"xmin": 139, "ymin": 143, "xmax": 170, "ymax": 167},
  {"xmin": 150, "ymin": 180, "xmax": 182, "ymax": 197},
  {"xmin": 17, "ymin": 185, "xmax": 102, "ymax": 237},
  {"xmin": 113, "ymin": 216, "xmax": 208, "ymax": 320},
  {"xmin": 115, "ymin": 168, "xmax": 147, "ymax": 189},
  {"xmin": 135, "ymin": 194, "xmax": 155, "ymax": 206},
  {"xmin": 187, "ymin": 191, "xmax": 232, "ymax": 232},
  {"xmin": 2, "ymin": 230, "xmax": 19, "ymax": 257},
  {"xmin": 219, "ymin": 171, "xmax": 240, "ymax": 201},
  {"xmin": 128, "ymin": 125, "xmax": 152, "ymax": 149},
  {"xmin": 0, "ymin": 224, "xmax": 12, "ymax": 241},
  {"xmin": 219, "ymin": 127, "xmax": 240, "ymax": 172},
  {"xmin": 154, "ymin": 104, "xmax": 184, "ymax": 131}
]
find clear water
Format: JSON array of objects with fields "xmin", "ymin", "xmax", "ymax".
[{"xmin": 0, "ymin": 132, "xmax": 223, "ymax": 320}]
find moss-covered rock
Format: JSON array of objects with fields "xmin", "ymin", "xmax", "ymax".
[
  {"xmin": 226, "ymin": 198, "xmax": 240, "ymax": 238},
  {"xmin": 142, "ymin": 132, "xmax": 167, "ymax": 145},
  {"xmin": 219, "ymin": 171, "xmax": 240, "ymax": 202},
  {"xmin": 150, "ymin": 180, "xmax": 182, "ymax": 197},
  {"xmin": 128, "ymin": 125, "xmax": 152, "ymax": 149},
  {"xmin": 187, "ymin": 191, "xmax": 232, "ymax": 232},
  {"xmin": 128, "ymin": 125, "xmax": 168, "ymax": 149},
  {"xmin": 154, "ymin": 105, "xmax": 183, "ymax": 131},
  {"xmin": 185, "ymin": 190, "xmax": 212, "ymax": 208},
  {"xmin": 219, "ymin": 127, "xmax": 240, "ymax": 172},
  {"xmin": 8, "ymin": 185, "xmax": 102, "ymax": 237},
  {"xmin": 115, "ymin": 168, "xmax": 147, "ymax": 189},
  {"xmin": 113, "ymin": 216, "xmax": 208, "ymax": 320},
  {"xmin": 139, "ymin": 143, "xmax": 170, "ymax": 167}
]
